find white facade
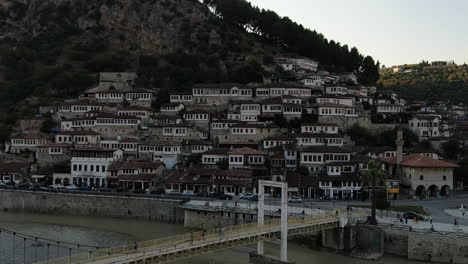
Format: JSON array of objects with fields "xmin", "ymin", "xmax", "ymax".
[
  {"xmin": 408, "ymin": 115, "xmax": 441, "ymax": 141},
  {"xmin": 71, "ymin": 148, "xmax": 123, "ymax": 186}
]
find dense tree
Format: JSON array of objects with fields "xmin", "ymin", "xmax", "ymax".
[
  {"xmin": 378, "ymin": 64, "xmax": 468, "ymax": 104},
  {"xmin": 442, "ymin": 140, "xmax": 460, "ymax": 160},
  {"xmin": 203, "ymin": 0, "xmax": 380, "ymax": 82}
]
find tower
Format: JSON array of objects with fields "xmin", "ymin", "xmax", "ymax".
[{"xmin": 395, "ymin": 126, "xmax": 404, "ymax": 179}]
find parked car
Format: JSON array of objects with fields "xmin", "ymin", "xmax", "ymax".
[
  {"xmin": 49, "ymin": 184, "xmax": 63, "ymax": 190},
  {"xmin": 248, "ymin": 194, "xmax": 259, "ymax": 201},
  {"xmin": 182, "ymin": 190, "xmax": 195, "ymax": 196},
  {"xmin": 18, "ymin": 182, "xmax": 33, "ymax": 189},
  {"xmin": 218, "ymin": 193, "xmax": 233, "ymax": 200},
  {"xmin": 240, "ymin": 193, "xmax": 256, "ymax": 200},
  {"xmin": 97, "ymin": 187, "xmax": 112, "ymax": 192},
  {"xmin": 288, "ymin": 196, "xmax": 303, "ymax": 203},
  {"xmin": 150, "ymin": 189, "xmax": 166, "ymax": 195},
  {"xmin": 132, "ymin": 189, "xmax": 146, "ymax": 194},
  {"xmin": 29, "ymin": 183, "xmax": 42, "ymax": 191},
  {"xmin": 77, "ymin": 186, "xmax": 92, "ymax": 191},
  {"xmin": 64, "ymin": 185, "xmax": 78, "ymax": 190},
  {"xmin": 403, "ymin": 212, "xmax": 425, "ymax": 221},
  {"xmin": 196, "ymin": 191, "xmax": 209, "ymax": 197},
  {"xmin": 167, "ymin": 190, "xmax": 181, "ymax": 196}
]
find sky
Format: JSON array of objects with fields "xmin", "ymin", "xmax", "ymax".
[{"xmin": 247, "ymin": 0, "xmax": 468, "ymax": 66}]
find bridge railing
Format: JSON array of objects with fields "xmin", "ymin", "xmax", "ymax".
[{"xmin": 36, "ymin": 211, "xmax": 348, "ymax": 264}]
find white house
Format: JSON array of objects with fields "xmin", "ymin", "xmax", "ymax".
[
  {"xmin": 408, "ymin": 115, "xmax": 442, "ymax": 141},
  {"xmin": 383, "ymin": 154, "xmax": 459, "ymax": 197},
  {"xmin": 70, "ymin": 147, "xmax": 123, "ymax": 187}
]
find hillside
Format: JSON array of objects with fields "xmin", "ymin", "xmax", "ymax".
[
  {"xmin": 378, "ymin": 63, "xmax": 468, "ymax": 104},
  {"xmin": 0, "ymin": 0, "xmax": 379, "ymax": 142}
]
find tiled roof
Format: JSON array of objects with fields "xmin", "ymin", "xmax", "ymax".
[
  {"xmin": 383, "ymin": 154, "xmax": 459, "ymax": 168},
  {"xmin": 202, "ymin": 148, "xmax": 230, "ymax": 155},
  {"xmin": 317, "ymin": 103, "xmax": 354, "ymax": 108},
  {"xmin": 71, "ymin": 147, "xmax": 116, "ymax": 152},
  {"xmin": 263, "ymin": 134, "xmax": 295, "ymax": 141},
  {"xmin": 228, "ymin": 147, "xmax": 265, "ymax": 155},
  {"xmin": 11, "ymin": 132, "xmax": 52, "ymax": 140},
  {"xmin": 230, "ymin": 123, "xmax": 280, "ymax": 129},
  {"xmin": 56, "ymin": 131, "xmax": 101, "ymax": 136},
  {"xmin": 0, "ymin": 161, "xmax": 29, "ymax": 173},
  {"xmin": 286, "ymin": 174, "xmax": 318, "ymax": 188},
  {"xmin": 38, "ymin": 143, "xmax": 73, "ymax": 148},
  {"xmin": 61, "ymin": 100, "xmax": 104, "ymax": 106},
  {"xmin": 192, "ymin": 83, "xmax": 247, "ymax": 89},
  {"xmin": 257, "ymin": 82, "xmax": 310, "ymax": 89}
]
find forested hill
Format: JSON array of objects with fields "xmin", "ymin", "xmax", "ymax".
[
  {"xmin": 0, "ymin": 0, "xmax": 379, "ymax": 141},
  {"xmin": 378, "ymin": 63, "xmax": 468, "ymax": 104}
]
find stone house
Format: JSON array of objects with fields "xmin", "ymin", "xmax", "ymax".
[
  {"xmin": 383, "ymin": 154, "xmax": 459, "ymax": 197},
  {"xmin": 9, "ymin": 132, "xmax": 52, "ymax": 154},
  {"xmin": 107, "ymin": 160, "xmax": 165, "ymax": 190}
]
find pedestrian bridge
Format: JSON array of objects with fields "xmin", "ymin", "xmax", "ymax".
[{"xmin": 37, "ymin": 209, "xmax": 365, "ymax": 264}]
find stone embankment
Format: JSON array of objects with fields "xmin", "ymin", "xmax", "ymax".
[{"xmin": 0, "ymin": 190, "xmax": 185, "ymax": 223}]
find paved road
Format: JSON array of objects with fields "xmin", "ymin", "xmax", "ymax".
[{"xmin": 229, "ymin": 194, "xmax": 468, "ymax": 225}]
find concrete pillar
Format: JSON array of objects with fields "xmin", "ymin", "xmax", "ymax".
[
  {"xmin": 258, "ymin": 181, "xmax": 265, "ymax": 255},
  {"xmin": 280, "ymin": 183, "xmax": 288, "ymax": 262}
]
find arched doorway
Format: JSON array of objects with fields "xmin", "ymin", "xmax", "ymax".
[
  {"xmin": 415, "ymin": 185, "xmax": 425, "ymax": 197},
  {"xmin": 428, "ymin": 185, "xmax": 438, "ymax": 197},
  {"xmin": 63, "ymin": 178, "xmax": 70, "ymax": 186},
  {"xmin": 54, "ymin": 178, "xmax": 62, "ymax": 185},
  {"xmin": 440, "ymin": 185, "xmax": 451, "ymax": 196}
]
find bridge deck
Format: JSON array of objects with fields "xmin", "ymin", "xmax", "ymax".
[{"xmin": 36, "ymin": 210, "xmax": 364, "ymax": 264}]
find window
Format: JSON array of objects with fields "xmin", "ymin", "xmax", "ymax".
[
  {"xmin": 420, "ymin": 175, "xmax": 424, "ymax": 180},
  {"xmin": 443, "ymin": 175, "xmax": 446, "ymax": 181}
]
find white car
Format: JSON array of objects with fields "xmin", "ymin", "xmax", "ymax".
[
  {"xmin": 64, "ymin": 185, "xmax": 78, "ymax": 190},
  {"xmin": 240, "ymin": 193, "xmax": 256, "ymax": 199},
  {"xmin": 182, "ymin": 190, "xmax": 195, "ymax": 196},
  {"xmin": 49, "ymin": 184, "xmax": 63, "ymax": 190},
  {"xmin": 288, "ymin": 196, "xmax": 303, "ymax": 203}
]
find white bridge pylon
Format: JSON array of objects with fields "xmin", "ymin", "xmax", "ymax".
[{"xmin": 257, "ymin": 180, "xmax": 288, "ymax": 262}]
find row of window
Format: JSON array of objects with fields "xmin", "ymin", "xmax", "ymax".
[
  {"xmin": 302, "ymin": 126, "xmax": 337, "ymax": 133},
  {"xmin": 72, "ymin": 164, "xmax": 106, "ymax": 173},
  {"xmin": 71, "ymin": 106, "xmax": 101, "ymax": 112},
  {"xmin": 11, "ymin": 139, "xmax": 48, "ymax": 145}
]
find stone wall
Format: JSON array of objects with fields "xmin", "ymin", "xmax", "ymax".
[
  {"xmin": 356, "ymin": 225, "xmax": 384, "ymax": 254},
  {"xmin": 383, "ymin": 228, "xmax": 408, "ymax": 256},
  {"xmin": 0, "ymin": 190, "xmax": 184, "ymax": 223},
  {"xmin": 408, "ymin": 232, "xmax": 468, "ymax": 264},
  {"xmin": 184, "ymin": 208, "xmax": 262, "ymax": 228}
]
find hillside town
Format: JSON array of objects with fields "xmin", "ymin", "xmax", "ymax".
[{"xmin": 1, "ymin": 56, "xmax": 466, "ymax": 201}]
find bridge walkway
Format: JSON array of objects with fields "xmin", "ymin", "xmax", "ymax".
[{"xmin": 37, "ymin": 210, "xmax": 365, "ymax": 264}]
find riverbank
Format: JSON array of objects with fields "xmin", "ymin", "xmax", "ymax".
[
  {"xmin": 0, "ymin": 211, "xmax": 421, "ymax": 264},
  {"xmin": 0, "ymin": 189, "xmax": 185, "ymax": 223}
]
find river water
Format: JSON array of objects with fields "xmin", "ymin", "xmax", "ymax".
[{"xmin": 0, "ymin": 212, "xmax": 419, "ymax": 264}]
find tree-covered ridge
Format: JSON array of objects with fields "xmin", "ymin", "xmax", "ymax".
[
  {"xmin": 378, "ymin": 64, "xmax": 468, "ymax": 104},
  {"xmin": 202, "ymin": 0, "xmax": 380, "ymax": 84}
]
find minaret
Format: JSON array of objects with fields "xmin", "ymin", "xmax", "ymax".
[{"xmin": 395, "ymin": 126, "xmax": 404, "ymax": 179}]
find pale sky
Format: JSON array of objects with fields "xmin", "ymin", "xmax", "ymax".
[{"xmin": 247, "ymin": 0, "xmax": 468, "ymax": 66}]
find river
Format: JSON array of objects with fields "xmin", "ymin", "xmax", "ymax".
[{"xmin": 0, "ymin": 212, "xmax": 419, "ymax": 264}]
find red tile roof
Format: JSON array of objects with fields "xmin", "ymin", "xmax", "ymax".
[
  {"xmin": 228, "ymin": 147, "xmax": 265, "ymax": 155},
  {"xmin": 383, "ymin": 154, "xmax": 459, "ymax": 168}
]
